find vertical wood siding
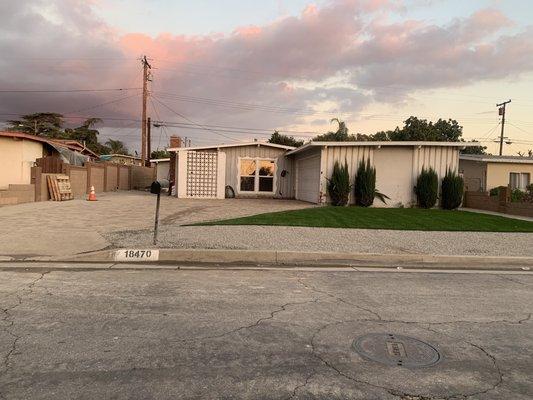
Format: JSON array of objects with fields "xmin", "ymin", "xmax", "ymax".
[{"xmin": 221, "ymin": 145, "xmax": 294, "ymax": 198}]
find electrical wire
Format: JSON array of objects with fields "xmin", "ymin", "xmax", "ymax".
[{"xmin": 0, "ymin": 88, "xmax": 142, "ymax": 93}]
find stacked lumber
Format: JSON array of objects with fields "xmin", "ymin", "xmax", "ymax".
[{"xmin": 47, "ymin": 175, "xmax": 73, "ymax": 201}]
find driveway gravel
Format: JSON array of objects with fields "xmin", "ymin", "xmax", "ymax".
[{"xmin": 105, "ymin": 225, "xmax": 533, "ymax": 257}]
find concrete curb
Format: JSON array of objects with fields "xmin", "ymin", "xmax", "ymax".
[{"xmin": 2, "ymin": 249, "xmax": 532, "ymax": 271}]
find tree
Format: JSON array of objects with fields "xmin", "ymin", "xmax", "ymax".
[
  {"xmin": 105, "ymin": 139, "xmax": 129, "ymax": 155},
  {"xmin": 268, "ymin": 131, "xmax": 304, "ymax": 147},
  {"xmin": 327, "ymin": 160, "xmax": 351, "ymax": 206},
  {"xmin": 150, "ymin": 149, "xmax": 171, "ymax": 159},
  {"xmin": 314, "ymin": 118, "xmax": 356, "ymax": 142},
  {"xmin": 461, "ymin": 140, "xmax": 487, "ymax": 155},
  {"xmin": 6, "ymin": 112, "xmax": 64, "ymax": 137},
  {"xmin": 65, "ymin": 118, "xmax": 108, "ymax": 154}
]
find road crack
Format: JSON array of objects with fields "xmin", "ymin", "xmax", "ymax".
[{"xmin": 1, "ymin": 271, "xmax": 50, "ymax": 374}]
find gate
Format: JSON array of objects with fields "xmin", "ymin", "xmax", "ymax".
[{"xmin": 186, "ymin": 151, "xmax": 218, "ymax": 198}]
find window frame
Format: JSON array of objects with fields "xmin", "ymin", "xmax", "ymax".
[
  {"xmin": 509, "ymin": 172, "xmax": 531, "ymax": 190},
  {"xmin": 237, "ymin": 157, "xmax": 277, "ymax": 194}
]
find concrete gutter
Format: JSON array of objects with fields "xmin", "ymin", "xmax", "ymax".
[{"xmin": 2, "ymin": 249, "xmax": 532, "ymax": 271}]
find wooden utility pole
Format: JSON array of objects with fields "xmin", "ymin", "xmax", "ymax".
[
  {"xmin": 497, "ymin": 99, "xmax": 511, "ymax": 156},
  {"xmin": 141, "ymin": 55, "xmax": 151, "ymax": 165},
  {"xmin": 146, "ymin": 117, "xmax": 151, "ymax": 165}
]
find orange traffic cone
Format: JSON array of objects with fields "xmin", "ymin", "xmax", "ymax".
[{"xmin": 87, "ymin": 186, "xmax": 97, "ymax": 201}]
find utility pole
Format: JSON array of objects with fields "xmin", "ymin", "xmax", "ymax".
[
  {"xmin": 497, "ymin": 99, "xmax": 511, "ymax": 156},
  {"xmin": 147, "ymin": 117, "xmax": 151, "ymax": 165},
  {"xmin": 141, "ymin": 55, "xmax": 152, "ymax": 165}
]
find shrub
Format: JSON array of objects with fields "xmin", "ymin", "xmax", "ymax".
[
  {"xmin": 510, "ymin": 188, "xmax": 525, "ymax": 203},
  {"xmin": 415, "ymin": 167, "xmax": 438, "ymax": 208},
  {"xmin": 489, "ymin": 187, "xmax": 499, "ymax": 197},
  {"xmin": 327, "ymin": 160, "xmax": 351, "ymax": 206},
  {"xmin": 441, "ymin": 169, "xmax": 464, "ymax": 210},
  {"xmin": 353, "ymin": 159, "xmax": 389, "ymax": 207}
]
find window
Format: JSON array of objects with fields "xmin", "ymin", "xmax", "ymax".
[
  {"xmin": 239, "ymin": 158, "xmax": 276, "ymax": 193},
  {"xmin": 509, "ymin": 172, "xmax": 530, "ymax": 190}
]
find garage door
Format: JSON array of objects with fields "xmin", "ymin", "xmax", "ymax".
[{"xmin": 296, "ymin": 155, "xmax": 320, "ymax": 203}]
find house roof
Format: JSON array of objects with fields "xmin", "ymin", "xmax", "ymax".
[
  {"xmin": 286, "ymin": 141, "xmax": 479, "ymax": 156},
  {"xmin": 101, "ymin": 154, "xmax": 141, "ymax": 160},
  {"xmin": 150, "ymin": 158, "xmax": 170, "ymax": 163},
  {"xmin": 0, "ymin": 131, "xmax": 98, "ymax": 158},
  {"xmin": 460, "ymin": 154, "xmax": 533, "ymax": 164},
  {"xmin": 167, "ymin": 142, "xmax": 295, "ymax": 152}
]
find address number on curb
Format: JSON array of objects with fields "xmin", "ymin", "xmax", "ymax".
[{"xmin": 114, "ymin": 249, "xmax": 160, "ymax": 262}]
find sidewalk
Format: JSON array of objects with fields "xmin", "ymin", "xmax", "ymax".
[{"xmin": 460, "ymin": 207, "xmax": 533, "ymax": 222}]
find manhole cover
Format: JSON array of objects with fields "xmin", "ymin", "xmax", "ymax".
[{"xmin": 353, "ymin": 333, "xmax": 441, "ymax": 368}]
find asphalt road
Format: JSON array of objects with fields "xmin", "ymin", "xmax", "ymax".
[{"xmin": 0, "ymin": 265, "xmax": 531, "ymax": 399}]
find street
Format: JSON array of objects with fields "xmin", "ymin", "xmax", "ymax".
[{"xmin": 0, "ymin": 265, "xmax": 531, "ymax": 399}]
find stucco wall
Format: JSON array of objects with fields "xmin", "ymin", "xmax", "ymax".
[
  {"xmin": 0, "ymin": 137, "xmax": 43, "ymax": 189},
  {"xmin": 118, "ymin": 166, "xmax": 130, "ymax": 190},
  {"xmin": 460, "ymin": 159, "xmax": 487, "ymax": 192},
  {"xmin": 486, "ymin": 162, "xmax": 533, "ymax": 190},
  {"xmin": 222, "ymin": 145, "xmax": 293, "ymax": 198},
  {"xmin": 105, "ymin": 164, "xmax": 118, "ymax": 191}
]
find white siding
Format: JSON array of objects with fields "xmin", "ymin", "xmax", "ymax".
[
  {"xmin": 295, "ymin": 154, "xmax": 321, "ymax": 203},
  {"xmin": 221, "ymin": 145, "xmax": 293, "ymax": 198}
]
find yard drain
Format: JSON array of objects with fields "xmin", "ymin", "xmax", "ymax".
[{"xmin": 353, "ymin": 333, "xmax": 441, "ymax": 368}]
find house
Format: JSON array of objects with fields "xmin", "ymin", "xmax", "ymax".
[
  {"xmin": 460, "ymin": 154, "xmax": 533, "ymax": 192},
  {"xmin": 288, "ymin": 141, "xmax": 473, "ymax": 206},
  {"xmin": 168, "ymin": 140, "xmax": 475, "ymax": 206},
  {"xmin": 0, "ymin": 131, "xmax": 96, "ymax": 190},
  {"xmin": 167, "ymin": 142, "xmax": 295, "ymax": 199},
  {"xmin": 100, "ymin": 154, "xmax": 143, "ymax": 166}
]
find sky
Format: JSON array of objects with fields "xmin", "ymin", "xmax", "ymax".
[{"xmin": 1, "ymin": 0, "xmax": 533, "ymax": 155}]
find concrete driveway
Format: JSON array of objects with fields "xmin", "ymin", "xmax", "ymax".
[{"xmin": 0, "ymin": 192, "xmax": 313, "ymax": 256}]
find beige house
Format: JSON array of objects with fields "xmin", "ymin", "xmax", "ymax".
[
  {"xmin": 460, "ymin": 154, "xmax": 533, "ymax": 192},
  {"xmin": 168, "ymin": 140, "xmax": 475, "ymax": 206},
  {"xmin": 100, "ymin": 154, "xmax": 143, "ymax": 166}
]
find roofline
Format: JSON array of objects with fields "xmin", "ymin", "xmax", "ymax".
[
  {"xmin": 0, "ymin": 131, "xmax": 98, "ymax": 158},
  {"xmin": 460, "ymin": 154, "xmax": 533, "ymax": 164},
  {"xmin": 168, "ymin": 142, "xmax": 295, "ymax": 152},
  {"xmin": 101, "ymin": 154, "xmax": 141, "ymax": 160},
  {"xmin": 286, "ymin": 141, "xmax": 479, "ymax": 155},
  {"xmin": 150, "ymin": 158, "xmax": 170, "ymax": 163}
]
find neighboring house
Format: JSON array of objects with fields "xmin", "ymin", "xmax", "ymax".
[
  {"xmin": 168, "ymin": 140, "xmax": 475, "ymax": 206},
  {"xmin": 100, "ymin": 154, "xmax": 143, "ymax": 166},
  {"xmin": 460, "ymin": 154, "xmax": 533, "ymax": 192},
  {"xmin": 150, "ymin": 158, "xmax": 170, "ymax": 182},
  {"xmin": 0, "ymin": 131, "xmax": 93, "ymax": 190}
]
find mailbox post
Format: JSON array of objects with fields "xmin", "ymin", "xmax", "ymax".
[{"xmin": 150, "ymin": 181, "xmax": 162, "ymax": 245}]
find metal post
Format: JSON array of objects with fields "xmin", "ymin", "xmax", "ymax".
[{"xmin": 153, "ymin": 192, "xmax": 161, "ymax": 245}]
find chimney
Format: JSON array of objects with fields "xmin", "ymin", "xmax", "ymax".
[{"xmin": 170, "ymin": 135, "xmax": 182, "ymax": 148}]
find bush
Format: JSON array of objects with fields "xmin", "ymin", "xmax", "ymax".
[
  {"xmin": 441, "ymin": 169, "xmax": 464, "ymax": 210},
  {"xmin": 327, "ymin": 160, "xmax": 351, "ymax": 206},
  {"xmin": 489, "ymin": 187, "xmax": 499, "ymax": 197},
  {"xmin": 415, "ymin": 167, "xmax": 438, "ymax": 208},
  {"xmin": 353, "ymin": 159, "xmax": 389, "ymax": 207},
  {"xmin": 510, "ymin": 188, "xmax": 525, "ymax": 203}
]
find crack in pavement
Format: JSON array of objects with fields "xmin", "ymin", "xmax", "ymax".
[
  {"xmin": 297, "ymin": 276, "xmax": 382, "ymax": 320},
  {"xmin": 0, "ymin": 271, "xmax": 50, "ymax": 375}
]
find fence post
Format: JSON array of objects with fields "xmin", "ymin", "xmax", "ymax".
[
  {"xmin": 498, "ymin": 186, "xmax": 509, "ymax": 213},
  {"xmin": 31, "ymin": 166, "xmax": 42, "ymax": 202}
]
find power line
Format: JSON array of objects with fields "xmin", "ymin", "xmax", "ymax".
[
  {"xmin": 151, "ymin": 96, "xmax": 241, "ymax": 142},
  {"xmin": 66, "ymin": 92, "xmax": 141, "ymax": 114},
  {"xmin": 0, "ymin": 87, "xmax": 142, "ymax": 93}
]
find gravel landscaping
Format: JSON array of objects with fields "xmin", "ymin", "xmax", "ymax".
[{"xmin": 104, "ymin": 225, "xmax": 533, "ymax": 257}]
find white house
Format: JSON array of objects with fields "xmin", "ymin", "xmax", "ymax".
[{"xmin": 168, "ymin": 140, "xmax": 477, "ymax": 206}]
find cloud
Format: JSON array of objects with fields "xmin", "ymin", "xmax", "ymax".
[{"xmin": 0, "ymin": 0, "xmax": 532, "ymax": 148}]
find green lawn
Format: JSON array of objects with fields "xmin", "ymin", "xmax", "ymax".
[{"xmin": 197, "ymin": 207, "xmax": 533, "ymax": 232}]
